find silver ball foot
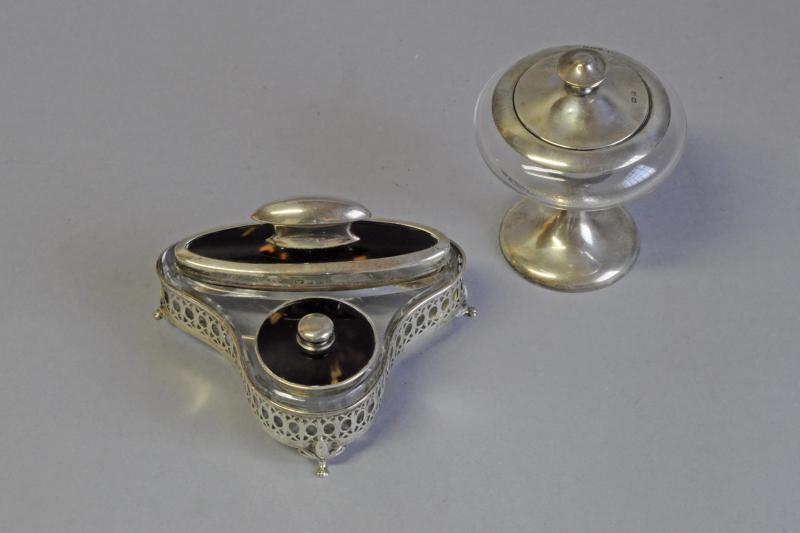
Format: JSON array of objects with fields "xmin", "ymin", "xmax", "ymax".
[
  {"xmin": 499, "ymin": 198, "xmax": 639, "ymax": 292},
  {"xmin": 315, "ymin": 461, "xmax": 329, "ymax": 478},
  {"xmin": 461, "ymin": 306, "xmax": 478, "ymax": 318},
  {"xmin": 299, "ymin": 437, "xmax": 344, "ymax": 478},
  {"xmin": 153, "ymin": 309, "xmax": 164, "ymax": 320}
]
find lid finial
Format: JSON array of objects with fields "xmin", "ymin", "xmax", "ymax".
[
  {"xmin": 557, "ymin": 48, "xmax": 607, "ymax": 95},
  {"xmin": 296, "ymin": 313, "xmax": 335, "ymax": 356}
]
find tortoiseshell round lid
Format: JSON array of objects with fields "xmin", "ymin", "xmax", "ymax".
[{"xmin": 256, "ymin": 298, "xmax": 376, "ymax": 389}]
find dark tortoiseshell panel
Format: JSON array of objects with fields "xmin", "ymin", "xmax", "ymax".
[
  {"xmin": 256, "ymin": 299, "xmax": 375, "ymax": 387},
  {"xmin": 187, "ymin": 221, "xmax": 436, "ymax": 264}
]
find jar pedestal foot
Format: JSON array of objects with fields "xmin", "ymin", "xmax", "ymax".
[{"xmin": 499, "ymin": 198, "xmax": 639, "ymax": 292}]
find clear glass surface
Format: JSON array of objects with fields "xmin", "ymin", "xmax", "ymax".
[{"xmin": 475, "ymin": 66, "xmax": 687, "ymax": 211}]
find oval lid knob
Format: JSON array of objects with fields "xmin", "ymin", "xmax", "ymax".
[
  {"xmin": 296, "ymin": 312, "xmax": 335, "ymax": 356},
  {"xmin": 251, "ymin": 197, "xmax": 371, "ymax": 249}
]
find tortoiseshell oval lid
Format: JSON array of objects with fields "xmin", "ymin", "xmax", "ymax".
[{"xmin": 173, "ymin": 197, "xmax": 452, "ymax": 291}]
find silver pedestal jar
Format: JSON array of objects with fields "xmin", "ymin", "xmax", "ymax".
[
  {"xmin": 475, "ymin": 45, "xmax": 686, "ymax": 291},
  {"xmin": 154, "ymin": 197, "xmax": 476, "ymax": 476}
]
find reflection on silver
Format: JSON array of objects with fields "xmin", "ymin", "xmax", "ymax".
[
  {"xmin": 296, "ymin": 313, "xmax": 336, "ymax": 355},
  {"xmin": 251, "ymin": 197, "xmax": 371, "ymax": 249},
  {"xmin": 500, "ymin": 198, "xmax": 639, "ymax": 291}
]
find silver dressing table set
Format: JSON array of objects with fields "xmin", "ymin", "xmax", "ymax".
[{"xmin": 154, "ymin": 45, "xmax": 686, "ymax": 476}]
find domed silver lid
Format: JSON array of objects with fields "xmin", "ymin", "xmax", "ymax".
[{"xmin": 491, "ymin": 45, "xmax": 671, "ymax": 178}]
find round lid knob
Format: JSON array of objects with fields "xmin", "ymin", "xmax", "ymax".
[
  {"xmin": 257, "ymin": 299, "xmax": 376, "ymax": 389},
  {"xmin": 251, "ymin": 197, "xmax": 371, "ymax": 249},
  {"xmin": 557, "ymin": 48, "xmax": 607, "ymax": 94},
  {"xmin": 512, "ymin": 46, "xmax": 651, "ymax": 151},
  {"xmin": 296, "ymin": 313, "xmax": 335, "ymax": 356}
]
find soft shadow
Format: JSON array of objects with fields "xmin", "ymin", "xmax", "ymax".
[{"xmin": 629, "ymin": 131, "xmax": 741, "ymax": 269}]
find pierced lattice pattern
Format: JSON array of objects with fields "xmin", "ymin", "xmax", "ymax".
[
  {"xmin": 243, "ymin": 380, "xmax": 385, "ymax": 449},
  {"xmin": 158, "ymin": 273, "xmax": 467, "ymax": 458},
  {"xmin": 385, "ymin": 280, "xmax": 468, "ymax": 371},
  {"xmin": 160, "ymin": 288, "xmax": 237, "ymax": 363}
]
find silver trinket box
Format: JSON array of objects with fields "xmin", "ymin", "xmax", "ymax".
[{"xmin": 154, "ymin": 197, "xmax": 475, "ymax": 476}]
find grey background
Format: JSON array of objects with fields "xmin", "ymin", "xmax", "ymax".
[{"xmin": 1, "ymin": 1, "xmax": 798, "ymax": 531}]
